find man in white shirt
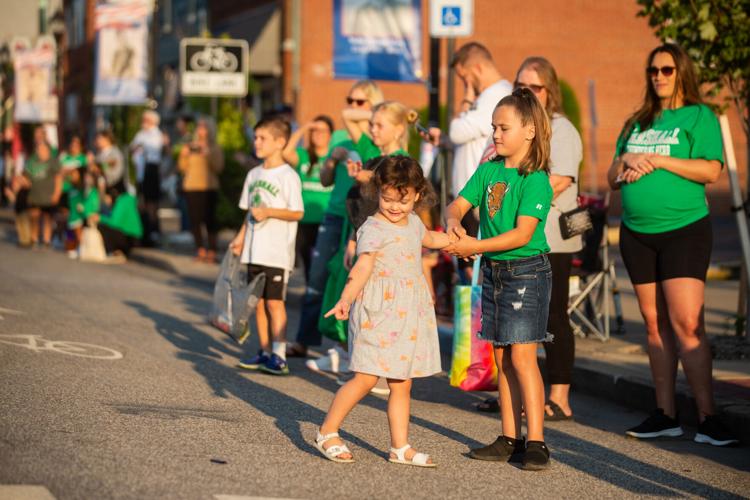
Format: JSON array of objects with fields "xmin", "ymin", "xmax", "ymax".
[{"xmin": 429, "ymin": 43, "xmax": 512, "ymax": 278}]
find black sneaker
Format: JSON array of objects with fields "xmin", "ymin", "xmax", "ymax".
[
  {"xmin": 259, "ymin": 353, "xmax": 290, "ymax": 376},
  {"xmin": 694, "ymin": 416, "xmax": 739, "ymax": 447},
  {"xmin": 626, "ymin": 409, "xmax": 684, "ymax": 439},
  {"xmin": 522, "ymin": 441, "xmax": 550, "ymax": 471},
  {"xmin": 237, "ymin": 350, "xmax": 269, "ymax": 370},
  {"xmin": 469, "ymin": 436, "xmax": 525, "ymax": 462}
]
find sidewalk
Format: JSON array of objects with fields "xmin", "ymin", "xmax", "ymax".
[{"xmin": 2, "ymin": 207, "xmax": 748, "ymax": 444}]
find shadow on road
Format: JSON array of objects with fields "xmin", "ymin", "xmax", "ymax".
[{"xmin": 125, "ymin": 299, "xmax": 747, "ymax": 497}]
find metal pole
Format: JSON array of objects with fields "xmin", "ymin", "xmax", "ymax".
[
  {"xmin": 587, "ymin": 80, "xmax": 598, "ymax": 194},
  {"xmin": 719, "ymin": 114, "xmax": 750, "ymax": 337},
  {"xmin": 428, "ymin": 37, "xmax": 440, "ymax": 126}
]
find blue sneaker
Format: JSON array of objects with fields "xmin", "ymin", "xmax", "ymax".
[
  {"xmin": 238, "ymin": 350, "xmax": 269, "ymax": 370},
  {"xmin": 259, "ymin": 353, "xmax": 290, "ymax": 375}
]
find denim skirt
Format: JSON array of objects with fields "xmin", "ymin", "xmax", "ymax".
[{"xmin": 478, "ymin": 254, "xmax": 553, "ymax": 346}]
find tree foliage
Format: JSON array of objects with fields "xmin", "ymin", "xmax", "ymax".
[{"xmin": 637, "ymin": 0, "xmax": 750, "ymax": 135}]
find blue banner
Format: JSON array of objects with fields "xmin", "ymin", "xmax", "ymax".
[{"xmin": 333, "ymin": 0, "xmax": 422, "ymax": 82}]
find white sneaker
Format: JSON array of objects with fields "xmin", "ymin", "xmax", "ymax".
[{"xmin": 306, "ymin": 346, "xmax": 350, "ymax": 374}]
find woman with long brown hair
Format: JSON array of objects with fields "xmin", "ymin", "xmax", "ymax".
[{"xmin": 607, "ymin": 43, "xmax": 737, "ymax": 446}]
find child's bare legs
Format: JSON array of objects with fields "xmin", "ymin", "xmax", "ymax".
[
  {"xmin": 266, "ymin": 299, "xmax": 287, "ymax": 344},
  {"xmin": 511, "ymin": 343, "xmax": 545, "ymax": 442},
  {"xmin": 495, "ymin": 347, "xmax": 522, "ymax": 439},
  {"xmin": 255, "ymin": 299, "xmax": 270, "ymax": 352},
  {"xmin": 28, "ymin": 208, "xmax": 40, "ymax": 244},
  {"xmin": 320, "ymin": 372, "xmax": 379, "ymax": 459},
  {"xmin": 386, "ymin": 378, "xmax": 432, "ymax": 463},
  {"xmin": 40, "ymin": 212, "xmax": 53, "ymax": 244}
]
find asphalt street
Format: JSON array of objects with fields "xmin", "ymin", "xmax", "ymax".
[{"xmin": 1, "ymin": 236, "xmax": 749, "ymax": 500}]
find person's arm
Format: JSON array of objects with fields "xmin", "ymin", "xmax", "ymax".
[
  {"xmin": 230, "ymin": 220, "xmax": 248, "ymax": 256},
  {"xmin": 422, "ymin": 228, "xmax": 456, "ymax": 249},
  {"xmin": 250, "ymin": 206, "xmax": 304, "ymax": 222},
  {"xmin": 323, "ymin": 252, "xmax": 376, "ymax": 320},
  {"xmin": 550, "ymin": 175, "xmax": 573, "ymax": 198},
  {"xmin": 649, "ymin": 156, "xmax": 721, "ymax": 184},
  {"xmin": 321, "ymin": 147, "xmax": 349, "ymax": 187},
  {"xmin": 448, "ymin": 216, "xmax": 540, "ymax": 258},
  {"xmin": 51, "ymin": 172, "xmax": 63, "ymax": 205},
  {"xmin": 282, "ymin": 124, "xmax": 311, "ymax": 167},
  {"xmin": 342, "ymin": 108, "xmax": 372, "ymax": 145}
]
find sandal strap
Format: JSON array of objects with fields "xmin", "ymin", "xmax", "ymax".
[
  {"xmin": 389, "ymin": 444, "xmax": 412, "ymax": 461},
  {"xmin": 411, "ymin": 452, "xmax": 430, "ymax": 465},
  {"xmin": 325, "ymin": 444, "xmax": 351, "ymax": 457},
  {"xmin": 316, "ymin": 432, "xmax": 340, "ymax": 445}
]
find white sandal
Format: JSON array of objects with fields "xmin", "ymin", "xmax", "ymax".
[
  {"xmin": 388, "ymin": 444, "xmax": 437, "ymax": 468},
  {"xmin": 315, "ymin": 432, "xmax": 355, "ymax": 463}
]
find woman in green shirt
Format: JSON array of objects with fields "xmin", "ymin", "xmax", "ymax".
[
  {"xmin": 282, "ymin": 115, "xmax": 335, "ymax": 281},
  {"xmin": 607, "ymin": 43, "xmax": 736, "ymax": 446}
]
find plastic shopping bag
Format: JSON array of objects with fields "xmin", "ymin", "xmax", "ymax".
[
  {"xmin": 449, "ymin": 255, "xmax": 498, "ymax": 391},
  {"xmin": 208, "ymin": 250, "xmax": 265, "ymax": 344},
  {"xmin": 79, "ymin": 225, "xmax": 107, "ymax": 262}
]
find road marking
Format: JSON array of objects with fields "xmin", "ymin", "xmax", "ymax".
[
  {"xmin": 0, "ymin": 334, "xmax": 123, "ymax": 360},
  {"xmin": 0, "ymin": 485, "xmax": 56, "ymax": 500},
  {"xmin": 0, "ymin": 306, "xmax": 23, "ymax": 320}
]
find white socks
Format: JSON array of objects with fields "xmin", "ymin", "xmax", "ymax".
[{"xmin": 272, "ymin": 341, "xmax": 287, "ymax": 360}]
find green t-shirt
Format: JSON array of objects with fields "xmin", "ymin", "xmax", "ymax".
[
  {"xmin": 459, "ymin": 160, "xmax": 552, "ymax": 260},
  {"xmin": 324, "ymin": 130, "xmax": 355, "ymax": 218},
  {"xmin": 100, "ymin": 193, "xmax": 143, "ymax": 238},
  {"xmin": 296, "ymin": 147, "xmax": 333, "ymax": 224},
  {"xmin": 60, "ymin": 153, "xmax": 87, "ymax": 193},
  {"xmin": 615, "ymin": 104, "xmax": 723, "ymax": 234},
  {"xmin": 354, "ymin": 134, "xmax": 408, "ymax": 163},
  {"xmin": 67, "ymin": 187, "xmax": 100, "ymax": 227},
  {"xmin": 25, "ymin": 156, "xmax": 61, "ymax": 207}
]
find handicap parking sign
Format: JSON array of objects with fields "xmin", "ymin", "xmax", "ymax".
[
  {"xmin": 430, "ymin": 0, "xmax": 473, "ymax": 37},
  {"xmin": 442, "ymin": 6, "xmax": 461, "ymax": 27}
]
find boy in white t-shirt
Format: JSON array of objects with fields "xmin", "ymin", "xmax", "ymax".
[{"xmin": 231, "ymin": 117, "xmax": 304, "ymax": 375}]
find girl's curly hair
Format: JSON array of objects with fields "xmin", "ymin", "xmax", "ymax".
[{"xmin": 362, "ymin": 155, "xmax": 437, "ymax": 209}]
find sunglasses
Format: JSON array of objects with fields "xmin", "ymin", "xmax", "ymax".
[
  {"xmin": 647, "ymin": 66, "xmax": 675, "ymax": 77},
  {"xmin": 514, "ymin": 83, "xmax": 545, "ymax": 94},
  {"xmin": 346, "ymin": 97, "xmax": 368, "ymax": 106}
]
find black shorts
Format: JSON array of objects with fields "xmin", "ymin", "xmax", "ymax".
[
  {"xmin": 247, "ymin": 264, "xmax": 288, "ymax": 301},
  {"xmin": 29, "ymin": 203, "xmax": 57, "ymax": 216},
  {"xmin": 619, "ymin": 215, "xmax": 712, "ymax": 285}
]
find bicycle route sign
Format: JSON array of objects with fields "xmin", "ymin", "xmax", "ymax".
[{"xmin": 180, "ymin": 38, "xmax": 249, "ymax": 97}]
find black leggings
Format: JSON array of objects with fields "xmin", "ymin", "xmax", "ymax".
[
  {"xmin": 295, "ymin": 222, "xmax": 320, "ymax": 282},
  {"xmin": 184, "ymin": 190, "xmax": 218, "ymax": 251},
  {"xmin": 543, "ymin": 253, "xmax": 575, "ymax": 385}
]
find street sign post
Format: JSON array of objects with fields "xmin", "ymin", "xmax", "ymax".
[
  {"xmin": 429, "ymin": 0, "xmax": 474, "ymax": 38},
  {"xmin": 180, "ymin": 38, "xmax": 249, "ymax": 97}
]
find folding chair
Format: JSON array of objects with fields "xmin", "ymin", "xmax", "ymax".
[{"xmin": 567, "ymin": 193, "xmax": 625, "ymax": 341}]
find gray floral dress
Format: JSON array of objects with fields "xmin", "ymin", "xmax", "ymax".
[{"xmin": 348, "ymin": 214, "xmax": 441, "ymax": 380}]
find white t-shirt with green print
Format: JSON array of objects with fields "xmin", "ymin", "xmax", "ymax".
[{"xmin": 238, "ymin": 163, "xmax": 304, "ymax": 270}]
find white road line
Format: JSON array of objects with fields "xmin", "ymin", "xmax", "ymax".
[
  {"xmin": 0, "ymin": 485, "xmax": 56, "ymax": 500},
  {"xmin": 214, "ymin": 496, "xmax": 304, "ymax": 500}
]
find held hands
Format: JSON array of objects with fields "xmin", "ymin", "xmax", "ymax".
[
  {"xmin": 443, "ymin": 224, "xmax": 479, "ymax": 260},
  {"xmin": 324, "ymin": 298, "xmax": 351, "ymax": 320},
  {"xmin": 620, "ymin": 153, "xmax": 663, "ymax": 184}
]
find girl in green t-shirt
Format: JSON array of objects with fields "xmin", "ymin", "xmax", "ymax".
[
  {"xmin": 607, "ymin": 43, "xmax": 736, "ymax": 446},
  {"xmin": 445, "ymin": 88, "xmax": 554, "ymax": 470},
  {"xmin": 282, "ymin": 115, "xmax": 335, "ymax": 281}
]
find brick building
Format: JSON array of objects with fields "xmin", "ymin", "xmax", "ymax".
[{"xmin": 291, "ymin": 0, "xmax": 747, "ymax": 197}]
